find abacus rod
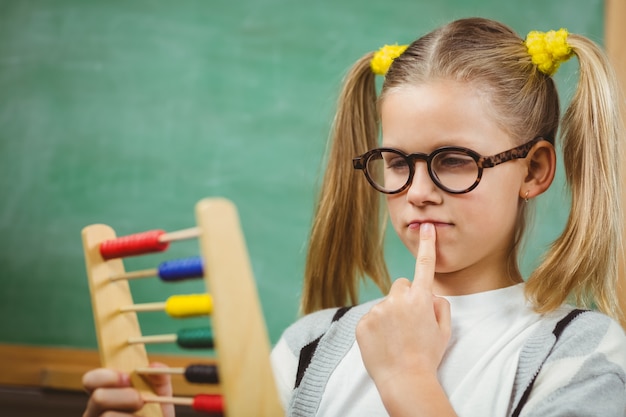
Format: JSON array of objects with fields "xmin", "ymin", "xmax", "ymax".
[
  {"xmin": 119, "ymin": 294, "xmax": 212, "ymax": 317},
  {"xmin": 128, "ymin": 334, "xmax": 177, "ymax": 345},
  {"xmin": 120, "ymin": 302, "xmax": 166, "ymax": 313},
  {"xmin": 143, "ymin": 394, "xmax": 224, "ymax": 413},
  {"xmin": 143, "ymin": 395, "xmax": 193, "ymax": 406},
  {"xmin": 159, "ymin": 227, "xmax": 200, "ymax": 243},
  {"xmin": 110, "ymin": 257, "xmax": 204, "ymax": 282},
  {"xmin": 110, "ymin": 268, "xmax": 158, "ymax": 281},
  {"xmin": 137, "ymin": 364, "xmax": 220, "ymax": 385},
  {"xmin": 136, "ymin": 367, "xmax": 185, "ymax": 375}
]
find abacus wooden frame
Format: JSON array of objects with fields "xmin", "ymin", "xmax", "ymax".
[{"xmin": 81, "ymin": 197, "xmax": 283, "ymax": 416}]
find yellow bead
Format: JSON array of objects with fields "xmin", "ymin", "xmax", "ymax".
[{"xmin": 165, "ymin": 294, "xmax": 213, "ymax": 318}]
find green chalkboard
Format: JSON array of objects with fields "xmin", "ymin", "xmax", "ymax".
[{"xmin": 0, "ymin": 0, "xmax": 604, "ymax": 354}]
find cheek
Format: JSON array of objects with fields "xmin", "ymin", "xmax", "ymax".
[
  {"xmin": 386, "ymin": 196, "xmax": 415, "ymax": 243},
  {"xmin": 462, "ymin": 188, "xmax": 521, "ymax": 237},
  {"xmin": 386, "ymin": 197, "xmax": 403, "ymax": 232}
]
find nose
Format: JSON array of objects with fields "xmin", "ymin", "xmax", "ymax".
[{"xmin": 405, "ymin": 161, "xmax": 442, "ymax": 205}]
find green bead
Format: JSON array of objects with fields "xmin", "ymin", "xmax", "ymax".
[{"xmin": 177, "ymin": 327, "xmax": 214, "ymax": 349}]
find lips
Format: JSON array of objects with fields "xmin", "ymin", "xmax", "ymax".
[{"xmin": 407, "ymin": 220, "xmax": 451, "ymax": 230}]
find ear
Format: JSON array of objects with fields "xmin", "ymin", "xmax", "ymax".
[{"xmin": 520, "ymin": 141, "xmax": 556, "ymax": 200}]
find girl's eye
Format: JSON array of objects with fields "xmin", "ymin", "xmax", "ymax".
[
  {"xmin": 436, "ymin": 153, "xmax": 474, "ymax": 169},
  {"xmin": 385, "ymin": 156, "xmax": 409, "ymax": 170}
]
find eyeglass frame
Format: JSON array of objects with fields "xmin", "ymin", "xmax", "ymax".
[{"xmin": 352, "ymin": 137, "xmax": 545, "ymax": 194}]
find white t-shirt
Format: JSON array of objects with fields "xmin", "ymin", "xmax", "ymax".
[{"xmin": 273, "ymin": 283, "xmax": 544, "ymax": 416}]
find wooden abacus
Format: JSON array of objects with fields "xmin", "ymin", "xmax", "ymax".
[{"xmin": 81, "ymin": 197, "xmax": 283, "ymax": 416}]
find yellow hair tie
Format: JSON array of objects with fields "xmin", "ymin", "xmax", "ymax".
[
  {"xmin": 525, "ymin": 28, "xmax": 573, "ymax": 76},
  {"xmin": 370, "ymin": 44, "xmax": 408, "ymax": 76}
]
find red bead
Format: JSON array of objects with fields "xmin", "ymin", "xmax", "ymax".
[
  {"xmin": 99, "ymin": 229, "xmax": 169, "ymax": 259},
  {"xmin": 192, "ymin": 394, "xmax": 224, "ymax": 413}
]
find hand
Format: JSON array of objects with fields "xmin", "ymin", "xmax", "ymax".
[
  {"xmin": 356, "ymin": 223, "xmax": 451, "ymax": 387},
  {"xmin": 82, "ymin": 363, "xmax": 175, "ymax": 417}
]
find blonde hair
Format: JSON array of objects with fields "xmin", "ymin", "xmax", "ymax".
[{"xmin": 301, "ymin": 18, "xmax": 624, "ymax": 321}]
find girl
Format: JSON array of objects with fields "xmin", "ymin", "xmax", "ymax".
[
  {"xmin": 82, "ymin": 17, "xmax": 626, "ymax": 417},
  {"xmin": 270, "ymin": 17, "xmax": 626, "ymax": 417}
]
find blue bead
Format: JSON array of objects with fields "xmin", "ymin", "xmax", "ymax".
[{"xmin": 158, "ymin": 256, "xmax": 204, "ymax": 281}]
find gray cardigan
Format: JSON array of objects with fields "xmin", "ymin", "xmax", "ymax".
[{"xmin": 282, "ymin": 300, "xmax": 626, "ymax": 417}]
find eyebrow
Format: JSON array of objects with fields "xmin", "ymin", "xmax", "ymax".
[{"xmin": 381, "ymin": 139, "xmax": 483, "ymax": 153}]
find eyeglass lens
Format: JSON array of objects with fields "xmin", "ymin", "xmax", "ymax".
[{"xmin": 366, "ymin": 150, "xmax": 480, "ymax": 193}]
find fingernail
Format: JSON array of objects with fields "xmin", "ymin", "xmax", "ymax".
[
  {"xmin": 421, "ymin": 223, "xmax": 434, "ymax": 235},
  {"xmin": 119, "ymin": 372, "xmax": 131, "ymax": 386}
]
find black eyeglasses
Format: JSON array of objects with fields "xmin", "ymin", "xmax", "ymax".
[{"xmin": 352, "ymin": 137, "xmax": 543, "ymax": 194}]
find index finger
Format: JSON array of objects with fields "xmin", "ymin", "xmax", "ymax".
[
  {"xmin": 413, "ymin": 222, "xmax": 436, "ymax": 291},
  {"xmin": 83, "ymin": 368, "xmax": 131, "ymax": 393}
]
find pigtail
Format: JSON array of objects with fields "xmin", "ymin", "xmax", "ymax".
[
  {"xmin": 525, "ymin": 35, "xmax": 624, "ymax": 320},
  {"xmin": 300, "ymin": 53, "xmax": 391, "ymax": 314}
]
